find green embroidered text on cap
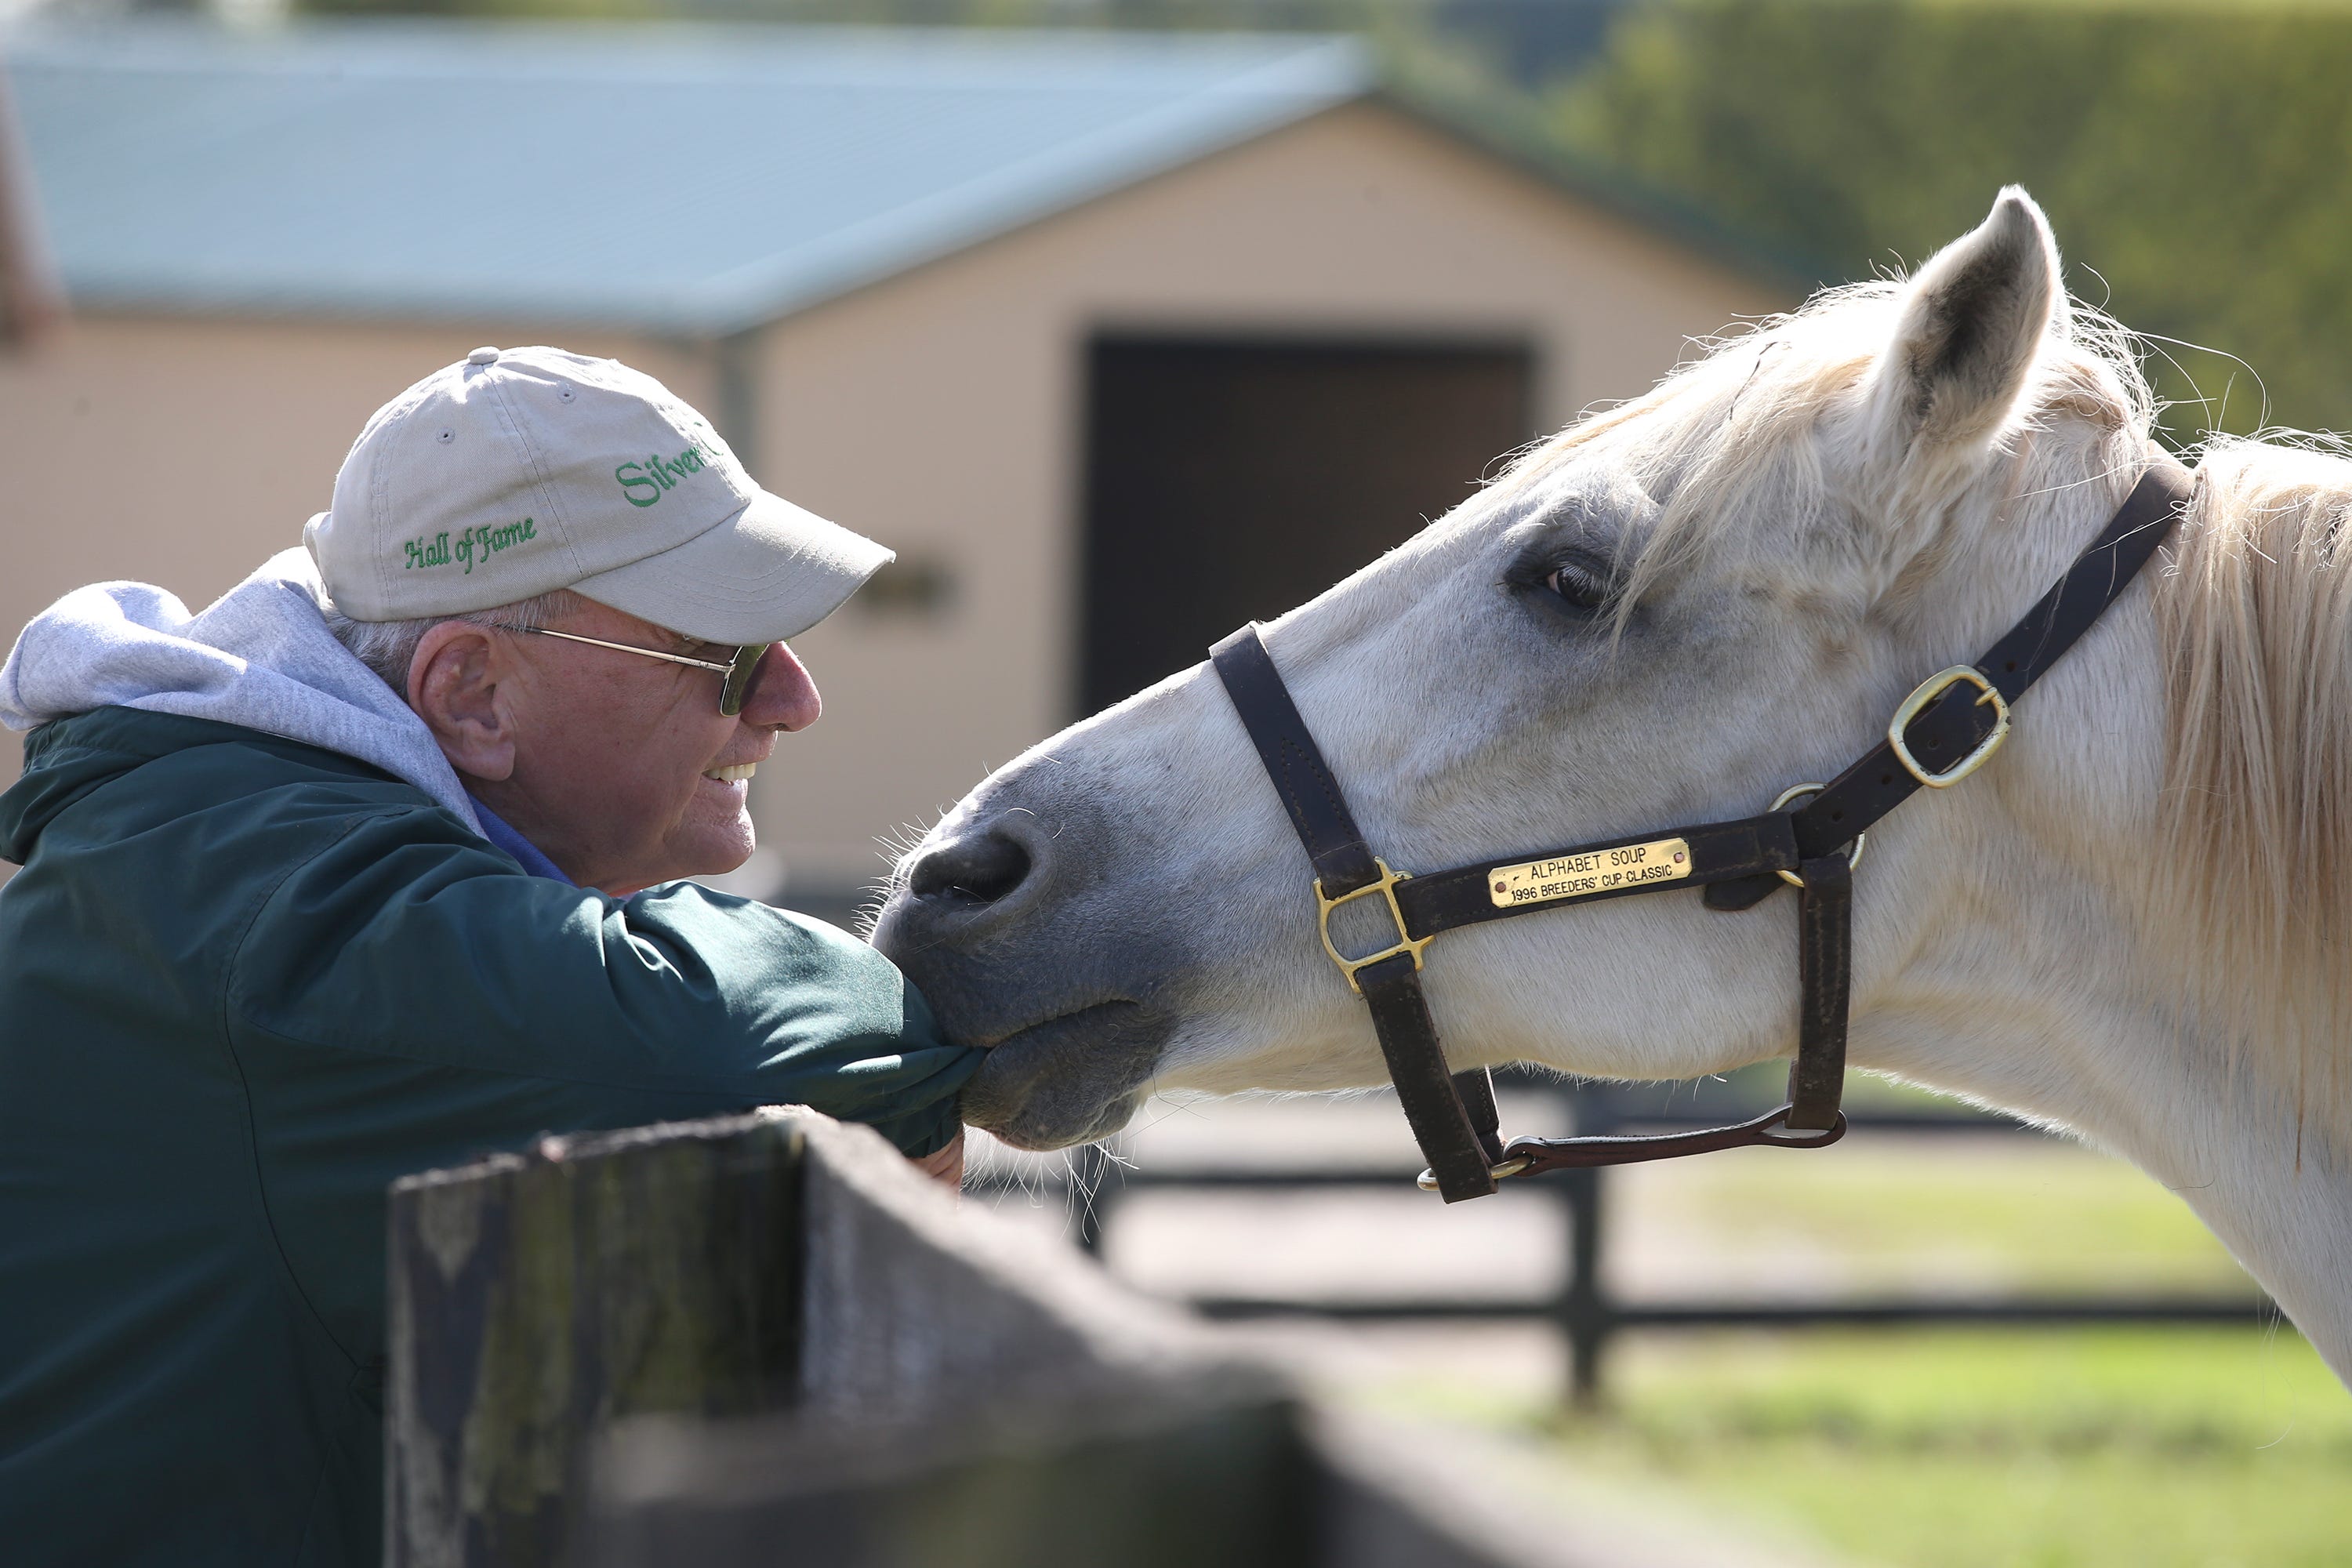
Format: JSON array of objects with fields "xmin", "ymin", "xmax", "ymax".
[
  {"xmin": 402, "ymin": 517, "xmax": 538, "ymax": 575},
  {"xmin": 615, "ymin": 441, "xmax": 717, "ymax": 508}
]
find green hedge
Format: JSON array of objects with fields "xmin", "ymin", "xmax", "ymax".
[{"xmin": 1551, "ymin": 0, "xmax": 2352, "ymax": 436}]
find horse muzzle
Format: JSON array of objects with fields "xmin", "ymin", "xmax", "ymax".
[{"xmin": 873, "ymin": 792, "xmax": 1183, "ymax": 1150}]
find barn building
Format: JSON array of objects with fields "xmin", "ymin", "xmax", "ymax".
[{"xmin": 0, "ymin": 19, "xmax": 1787, "ymax": 908}]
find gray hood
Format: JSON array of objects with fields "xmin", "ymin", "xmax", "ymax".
[{"xmin": 0, "ymin": 548, "xmax": 481, "ymax": 831}]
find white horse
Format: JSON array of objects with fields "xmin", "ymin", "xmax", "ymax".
[{"xmin": 873, "ymin": 189, "xmax": 2352, "ymax": 1384}]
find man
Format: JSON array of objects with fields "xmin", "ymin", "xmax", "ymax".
[{"xmin": 0, "ymin": 347, "xmax": 976, "ymax": 1565}]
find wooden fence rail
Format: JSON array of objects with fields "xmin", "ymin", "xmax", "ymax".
[{"xmin": 387, "ymin": 1108, "xmax": 1830, "ymax": 1568}]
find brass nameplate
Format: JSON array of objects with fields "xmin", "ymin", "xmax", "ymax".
[{"xmin": 1489, "ymin": 837, "xmax": 1692, "ymax": 909}]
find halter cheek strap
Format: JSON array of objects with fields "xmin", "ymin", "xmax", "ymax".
[
  {"xmin": 1209, "ymin": 622, "xmax": 1510, "ymax": 1189},
  {"xmin": 1210, "ymin": 457, "xmax": 2195, "ymax": 1203}
]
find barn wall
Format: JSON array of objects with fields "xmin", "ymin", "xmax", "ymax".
[
  {"xmin": 757, "ymin": 100, "xmax": 1782, "ymax": 891},
  {"xmin": 0, "ymin": 101, "xmax": 1780, "ymax": 898},
  {"xmin": 0, "ymin": 316, "xmax": 710, "ymax": 809}
]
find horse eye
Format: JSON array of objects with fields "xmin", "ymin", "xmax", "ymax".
[{"xmin": 1544, "ymin": 562, "xmax": 1609, "ymax": 611}]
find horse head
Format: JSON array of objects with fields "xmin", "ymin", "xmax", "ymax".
[
  {"xmin": 875, "ymin": 186, "xmax": 2166, "ymax": 1148},
  {"xmin": 877, "ymin": 187, "xmax": 2352, "ymax": 1377}
]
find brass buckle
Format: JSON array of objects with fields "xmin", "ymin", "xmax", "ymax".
[
  {"xmin": 1769, "ymin": 782, "xmax": 1867, "ymax": 888},
  {"xmin": 1317, "ymin": 858, "xmax": 1433, "ymax": 996},
  {"xmin": 1889, "ymin": 665, "xmax": 2010, "ymax": 788},
  {"xmin": 1416, "ymin": 1154, "xmax": 1533, "ymax": 1193}
]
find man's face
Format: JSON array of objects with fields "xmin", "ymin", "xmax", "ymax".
[{"xmin": 418, "ymin": 598, "xmax": 819, "ymax": 895}]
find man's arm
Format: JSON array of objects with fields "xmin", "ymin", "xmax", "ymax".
[
  {"xmin": 222, "ymin": 804, "xmax": 981, "ymax": 1370},
  {"xmin": 228, "ymin": 804, "xmax": 979, "ymax": 1152}
]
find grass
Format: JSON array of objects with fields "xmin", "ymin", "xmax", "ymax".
[
  {"xmin": 1543, "ymin": 1328, "xmax": 2352, "ymax": 1568},
  {"xmin": 1346, "ymin": 1106, "xmax": 2351, "ymax": 1566},
  {"xmin": 1354, "ymin": 1327, "xmax": 2352, "ymax": 1566},
  {"xmin": 1605, "ymin": 1134, "xmax": 2265, "ymax": 1299}
]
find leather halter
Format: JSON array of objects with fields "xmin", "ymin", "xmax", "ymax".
[{"xmin": 1212, "ymin": 458, "xmax": 2197, "ymax": 1202}]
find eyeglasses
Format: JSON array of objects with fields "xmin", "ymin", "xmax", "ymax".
[{"xmin": 491, "ymin": 625, "xmax": 771, "ymax": 717}]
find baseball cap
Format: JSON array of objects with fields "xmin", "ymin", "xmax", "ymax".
[{"xmin": 304, "ymin": 346, "xmax": 892, "ymax": 644}]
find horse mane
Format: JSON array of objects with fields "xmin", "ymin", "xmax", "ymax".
[
  {"xmin": 1504, "ymin": 279, "xmax": 2352, "ymax": 1135},
  {"xmin": 2158, "ymin": 436, "xmax": 2352, "ymax": 1136}
]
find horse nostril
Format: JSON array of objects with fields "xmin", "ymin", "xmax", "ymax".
[{"xmin": 909, "ymin": 831, "xmax": 1033, "ymax": 906}]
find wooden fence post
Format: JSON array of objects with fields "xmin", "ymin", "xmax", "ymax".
[
  {"xmin": 386, "ymin": 1107, "xmax": 1275, "ymax": 1566},
  {"xmin": 386, "ymin": 1113, "xmax": 804, "ymax": 1566}
]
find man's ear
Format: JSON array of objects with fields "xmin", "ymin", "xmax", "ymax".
[
  {"xmin": 1869, "ymin": 186, "xmax": 2062, "ymax": 462},
  {"xmin": 408, "ymin": 622, "xmax": 517, "ymax": 782}
]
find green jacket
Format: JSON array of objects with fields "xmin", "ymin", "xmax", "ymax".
[{"xmin": 0, "ymin": 706, "xmax": 977, "ymax": 1566}]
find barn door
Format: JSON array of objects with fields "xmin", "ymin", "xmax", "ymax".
[{"xmin": 1080, "ymin": 335, "xmax": 1536, "ymax": 714}]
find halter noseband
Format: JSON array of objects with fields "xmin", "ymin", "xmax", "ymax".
[{"xmin": 1212, "ymin": 456, "xmax": 2196, "ymax": 1202}]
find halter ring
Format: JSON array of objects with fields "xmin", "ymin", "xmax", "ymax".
[
  {"xmin": 1769, "ymin": 782, "xmax": 1867, "ymax": 888},
  {"xmin": 1416, "ymin": 1153, "xmax": 1533, "ymax": 1192}
]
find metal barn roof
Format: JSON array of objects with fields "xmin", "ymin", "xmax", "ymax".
[{"xmin": 2, "ymin": 20, "xmax": 1371, "ymax": 335}]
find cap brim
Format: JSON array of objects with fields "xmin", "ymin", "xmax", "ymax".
[{"xmin": 568, "ymin": 488, "xmax": 892, "ymax": 644}]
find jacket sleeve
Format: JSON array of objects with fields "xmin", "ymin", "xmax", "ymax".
[{"xmin": 224, "ymin": 804, "xmax": 980, "ymax": 1159}]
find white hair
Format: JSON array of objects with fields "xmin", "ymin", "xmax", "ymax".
[
  {"xmin": 323, "ymin": 588, "xmax": 589, "ymax": 696},
  {"xmin": 1496, "ymin": 278, "xmax": 2157, "ymax": 635}
]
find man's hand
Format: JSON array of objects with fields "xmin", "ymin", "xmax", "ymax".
[{"xmin": 910, "ymin": 1128, "xmax": 965, "ymax": 1190}]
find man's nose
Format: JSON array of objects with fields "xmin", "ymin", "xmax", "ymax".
[{"xmin": 742, "ymin": 643, "xmax": 821, "ymax": 731}]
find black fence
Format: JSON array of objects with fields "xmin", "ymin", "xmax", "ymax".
[{"xmin": 978, "ymin": 1073, "xmax": 2276, "ymax": 1403}]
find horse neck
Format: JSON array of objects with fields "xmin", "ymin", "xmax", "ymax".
[
  {"xmin": 1852, "ymin": 459, "xmax": 2352, "ymax": 1377},
  {"xmin": 1858, "ymin": 913, "xmax": 2352, "ymax": 1377}
]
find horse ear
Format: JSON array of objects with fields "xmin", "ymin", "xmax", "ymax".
[{"xmin": 1871, "ymin": 186, "xmax": 2060, "ymax": 459}]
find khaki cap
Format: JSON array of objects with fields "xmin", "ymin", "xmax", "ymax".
[{"xmin": 305, "ymin": 345, "xmax": 891, "ymax": 644}]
